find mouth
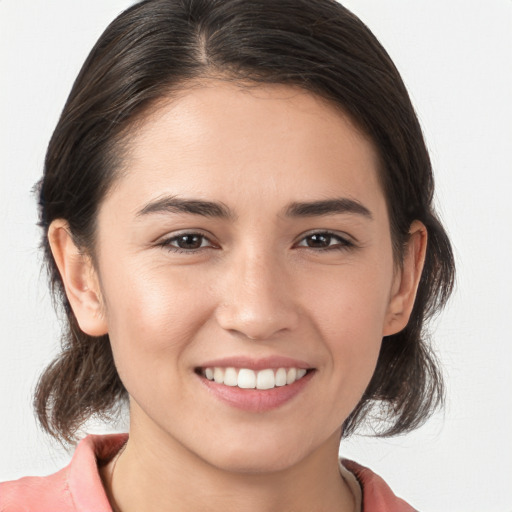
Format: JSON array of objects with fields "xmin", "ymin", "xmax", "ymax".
[
  {"xmin": 196, "ymin": 366, "xmax": 310, "ymax": 390},
  {"xmin": 194, "ymin": 356, "xmax": 316, "ymax": 411}
]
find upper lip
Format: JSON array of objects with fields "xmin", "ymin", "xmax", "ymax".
[{"xmin": 196, "ymin": 356, "xmax": 314, "ymax": 371}]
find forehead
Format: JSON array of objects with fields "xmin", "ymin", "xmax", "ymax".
[{"xmin": 110, "ymin": 81, "xmax": 384, "ymax": 215}]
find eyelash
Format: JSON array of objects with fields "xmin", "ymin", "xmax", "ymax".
[
  {"xmin": 295, "ymin": 231, "xmax": 355, "ymax": 252},
  {"xmin": 158, "ymin": 230, "xmax": 355, "ymax": 254},
  {"xmin": 158, "ymin": 232, "xmax": 217, "ymax": 254}
]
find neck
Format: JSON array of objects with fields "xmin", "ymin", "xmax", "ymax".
[{"xmin": 104, "ymin": 411, "xmax": 356, "ymax": 512}]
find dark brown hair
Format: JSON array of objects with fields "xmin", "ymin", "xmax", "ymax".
[{"xmin": 35, "ymin": 0, "xmax": 455, "ymax": 442}]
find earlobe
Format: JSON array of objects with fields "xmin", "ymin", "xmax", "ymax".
[
  {"xmin": 48, "ymin": 220, "xmax": 108, "ymax": 337},
  {"xmin": 383, "ymin": 221, "xmax": 427, "ymax": 336}
]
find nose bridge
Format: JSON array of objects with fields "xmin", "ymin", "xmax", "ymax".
[{"xmin": 216, "ymin": 242, "xmax": 299, "ymax": 340}]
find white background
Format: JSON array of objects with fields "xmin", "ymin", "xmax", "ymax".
[{"xmin": 1, "ymin": 1, "xmax": 511, "ymax": 510}]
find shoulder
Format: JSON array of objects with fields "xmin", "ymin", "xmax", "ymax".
[
  {"xmin": 0, "ymin": 468, "xmax": 72, "ymax": 512},
  {"xmin": 0, "ymin": 434, "xmax": 127, "ymax": 512},
  {"xmin": 341, "ymin": 459, "xmax": 419, "ymax": 512}
]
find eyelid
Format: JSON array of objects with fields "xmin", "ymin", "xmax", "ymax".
[
  {"xmin": 154, "ymin": 227, "xmax": 215, "ymax": 242},
  {"xmin": 295, "ymin": 229, "xmax": 356, "ymax": 243},
  {"xmin": 156, "ymin": 229, "xmax": 219, "ymax": 251},
  {"xmin": 154, "ymin": 228, "xmax": 357, "ymax": 253}
]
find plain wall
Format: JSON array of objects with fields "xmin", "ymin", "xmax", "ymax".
[{"xmin": 1, "ymin": 1, "xmax": 511, "ymax": 510}]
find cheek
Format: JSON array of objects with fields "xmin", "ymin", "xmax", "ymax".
[
  {"xmin": 98, "ymin": 258, "xmax": 215, "ymax": 384},
  {"xmin": 305, "ymin": 261, "xmax": 393, "ymax": 339},
  {"xmin": 300, "ymin": 257, "xmax": 394, "ymax": 384}
]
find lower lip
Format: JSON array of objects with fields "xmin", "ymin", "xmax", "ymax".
[{"xmin": 198, "ymin": 371, "xmax": 314, "ymax": 412}]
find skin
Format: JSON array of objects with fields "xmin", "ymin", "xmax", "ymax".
[{"xmin": 49, "ymin": 81, "xmax": 427, "ymax": 512}]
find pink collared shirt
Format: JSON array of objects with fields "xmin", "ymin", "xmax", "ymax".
[{"xmin": 0, "ymin": 434, "xmax": 416, "ymax": 511}]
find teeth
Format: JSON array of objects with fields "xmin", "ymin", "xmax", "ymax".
[
  {"xmin": 202, "ymin": 366, "xmax": 309, "ymax": 389},
  {"xmin": 286, "ymin": 367, "xmax": 297, "ymax": 385},
  {"xmin": 213, "ymin": 367, "xmax": 224, "ymax": 384},
  {"xmin": 297, "ymin": 368, "xmax": 307, "ymax": 379},
  {"xmin": 256, "ymin": 369, "xmax": 275, "ymax": 390},
  {"xmin": 238, "ymin": 368, "xmax": 256, "ymax": 389},
  {"xmin": 223, "ymin": 367, "xmax": 238, "ymax": 387},
  {"xmin": 275, "ymin": 368, "xmax": 287, "ymax": 387}
]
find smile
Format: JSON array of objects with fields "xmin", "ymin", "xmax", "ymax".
[{"xmin": 201, "ymin": 367, "xmax": 308, "ymax": 390}]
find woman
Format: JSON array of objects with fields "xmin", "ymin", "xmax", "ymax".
[{"xmin": 0, "ymin": 0, "xmax": 454, "ymax": 510}]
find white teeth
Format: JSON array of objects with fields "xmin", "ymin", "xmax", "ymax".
[
  {"xmin": 237, "ymin": 368, "xmax": 256, "ymax": 389},
  {"xmin": 202, "ymin": 366, "xmax": 309, "ymax": 389},
  {"xmin": 223, "ymin": 367, "xmax": 238, "ymax": 387},
  {"xmin": 256, "ymin": 369, "xmax": 275, "ymax": 390},
  {"xmin": 286, "ymin": 367, "xmax": 297, "ymax": 385},
  {"xmin": 297, "ymin": 368, "xmax": 307, "ymax": 379},
  {"xmin": 213, "ymin": 367, "xmax": 224, "ymax": 384},
  {"xmin": 275, "ymin": 368, "xmax": 287, "ymax": 387}
]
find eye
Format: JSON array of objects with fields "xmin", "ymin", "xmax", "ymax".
[
  {"xmin": 159, "ymin": 232, "xmax": 216, "ymax": 252},
  {"xmin": 296, "ymin": 231, "xmax": 353, "ymax": 251}
]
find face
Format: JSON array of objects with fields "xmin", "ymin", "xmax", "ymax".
[{"xmin": 56, "ymin": 82, "xmax": 422, "ymax": 474}]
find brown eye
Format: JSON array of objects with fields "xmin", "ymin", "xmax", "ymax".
[
  {"xmin": 296, "ymin": 232, "xmax": 353, "ymax": 251},
  {"xmin": 305, "ymin": 233, "xmax": 333, "ymax": 248},
  {"xmin": 174, "ymin": 234, "xmax": 204, "ymax": 250},
  {"xmin": 160, "ymin": 232, "xmax": 215, "ymax": 252}
]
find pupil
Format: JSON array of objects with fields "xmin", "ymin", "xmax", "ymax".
[
  {"xmin": 178, "ymin": 235, "xmax": 202, "ymax": 249},
  {"xmin": 308, "ymin": 234, "xmax": 330, "ymax": 247}
]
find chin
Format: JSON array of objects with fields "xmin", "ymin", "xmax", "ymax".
[
  {"xmin": 211, "ymin": 453, "xmax": 300, "ymax": 475},
  {"xmin": 199, "ymin": 434, "xmax": 311, "ymax": 475}
]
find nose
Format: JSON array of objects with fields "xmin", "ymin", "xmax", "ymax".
[{"xmin": 215, "ymin": 248, "xmax": 300, "ymax": 341}]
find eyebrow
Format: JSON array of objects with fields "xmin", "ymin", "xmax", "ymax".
[
  {"xmin": 285, "ymin": 198, "xmax": 373, "ymax": 219},
  {"xmin": 136, "ymin": 195, "xmax": 372, "ymax": 221},
  {"xmin": 137, "ymin": 195, "xmax": 235, "ymax": 219}
]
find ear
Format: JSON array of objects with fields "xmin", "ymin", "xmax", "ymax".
[
  {"xmin": 383, "ymin": 220, "xmax": 427, "ymax": 336},
  {"xmin": 48, "ymin": 220, "xmax": 108, "ymax": 336}
]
